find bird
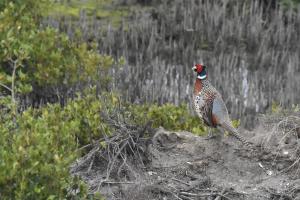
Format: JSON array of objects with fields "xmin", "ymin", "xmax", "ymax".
[{"xmin": 192, "ymin": 64, "xmax": 253, "ymax": 148}]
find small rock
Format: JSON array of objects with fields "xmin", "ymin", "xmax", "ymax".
[
  {"xmin": 282, "ymin": 150, "xmax": 289, "ymax": 155},
  {"xmin": 266, "ymin": 170, "xmax": 273, "ymax": 176},
  {"xmin": 147, "ymin": 171, "xmax": 157, "ymax": 176}
]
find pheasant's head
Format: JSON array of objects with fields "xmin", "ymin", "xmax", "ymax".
[{"xmin": 192, "ymin": 64, "xmax": 207, "ymax": 80}]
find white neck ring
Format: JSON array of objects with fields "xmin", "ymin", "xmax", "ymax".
[{"xmin": 197, "ymin": 74, "xmax": 207, "ymax": 79}]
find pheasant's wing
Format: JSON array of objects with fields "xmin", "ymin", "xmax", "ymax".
[
  {"xmin": 212, "ymin": 96, "xmax": 230, "ymax": 125},
  {"xmin": 212, "ymin": 96, "xmax": 253, "ymax": 147}
]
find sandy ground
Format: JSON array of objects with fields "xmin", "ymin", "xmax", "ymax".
[{"xmin": 71, "ymin": 113, "xmax": 300, "ymax": 200}]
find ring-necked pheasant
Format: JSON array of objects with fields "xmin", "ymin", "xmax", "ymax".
[{"xmin": 192, "ymin": 64, "xmax": 252, "ymax": 147}]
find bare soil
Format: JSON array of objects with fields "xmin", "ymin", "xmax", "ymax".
[{"xmin": 71, "ymin": 113, "xmax": 300, "ymax": 200}]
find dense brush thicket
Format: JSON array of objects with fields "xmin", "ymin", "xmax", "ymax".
[
  {"xmin": 0, "ymin": 1, "xmax": 112, "ymax": 199},
  {"xmin": 46, "ymin": 0, "xmax": 300, "ymax": 127}
]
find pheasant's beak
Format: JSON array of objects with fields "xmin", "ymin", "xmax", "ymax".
[{"xmin": 192, "ymin": 66, "xmax": 197, "ymax": 72}]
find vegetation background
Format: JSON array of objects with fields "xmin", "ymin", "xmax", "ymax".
[
  {"xmin": 0, "ymin": 0, "xmax": 299, "ymax": 199},
  {"xmin": 45, "ymin": 0, "xmax": 300, "ymax": 128}
]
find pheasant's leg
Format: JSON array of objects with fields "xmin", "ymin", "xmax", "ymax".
[{"xmin": 204, "ymin": 127, "xmax": 217, "ymax": 140}]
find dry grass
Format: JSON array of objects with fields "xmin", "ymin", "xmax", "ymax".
[
  {"xmin": 71, "ymin": 110, "xmax": 154, "ymax": 193},
  {"xmin": 256, "ymin": 110, "xmax": 300, "ymax": 176}
]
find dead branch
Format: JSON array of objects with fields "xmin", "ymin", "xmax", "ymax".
[
  {"xmin": 263, "ymin": 187, "xmax": 293, "ymax": 200},
  {"xmin": 101, "ymin": 180, "xmax": 135, "ymax": 184},
  {"xmin": 215, "ymin": 188, "xmax": 227, "ymax": 200},
  {"xmin": 171, "ymin": 177, "xmax": 190, "ymax": 186},
  {"xmin": 279, "ymin": 156, "xmax": 300, "ymax": 174},
  {"xmin": 179, "ymin": 191, "xmax": 232, "ymax": 200},
  {"xmin": 72, "ymin": 109, "xmax": 155, "ymax": 194}
]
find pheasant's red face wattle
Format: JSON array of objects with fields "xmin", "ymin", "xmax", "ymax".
[
  {"xmin": 193, "ymin": 64, "xmax": 205, "ymax": 73},
  {"xmin": 195, "ymin": 64, "xmax": 203, "ymax": 73}
]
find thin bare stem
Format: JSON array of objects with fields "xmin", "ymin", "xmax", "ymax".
[
  {"xmin": 0, "ymin": 82, "xmax": 12, "ymax": 92},
  {"xmin": 11, "ymin": 59, "xmax": 18, "ymax": 106}
]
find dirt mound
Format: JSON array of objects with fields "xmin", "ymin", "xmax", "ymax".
[{"xmin": 71, "ymin": 113, "xmax": 300, "ymax": 200}]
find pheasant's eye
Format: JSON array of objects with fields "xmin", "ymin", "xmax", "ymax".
[{"xmin": 192, "ymin": 66, "xmax": 197, "ymax": 72}]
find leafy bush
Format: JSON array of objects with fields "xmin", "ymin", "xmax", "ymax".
[
  {"xmin": 280, "ymin": 0, "xmax": 300, "ymax": 8},
  {"xmin": 0, "ymin": 107, "xmax": 85, "ymax": 199},
  {"xmin": 60, "ymin": 91, "xmax": 113, "ymax": 146},
  {"xmin": 0, "ymin": 1, "xmax": 118, "ymax": 198},
  {"xmin": 0, "ymin": 1, "xmax": 114, "ymax": 110},
  {"xmin": 268, "ymin": 101, "xmax": 299, "ymax": 114},
  {"xmin": 49, "ymin": 0, "xmax": 130, "ymax": 27},
  {"xmin": 128, "ymin": 103, "xmax": 207, "ymax": 135},
  {"xmin": 0, "ymin": 91, "xmax": 115, "ymax": 199}
]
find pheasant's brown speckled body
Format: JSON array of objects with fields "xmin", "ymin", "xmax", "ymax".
[
  {"xmin": 193, "ymin": 78, "xmax": 221, "ymax": 127},
  {"xmin": 192, "ymin": 65, "xmax": 252, "ymax": 148}
]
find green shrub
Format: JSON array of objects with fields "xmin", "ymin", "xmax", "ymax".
[
  {"xmin": 0, "ymin": 108, "xmax": 86, "ymax": 199},
  {"xmin": 269, "ymin": 101, "xmax": 299, "ymax": 115},
  {"xmin": 280, "ymin": 0, "xmax": 300, "ymax": 9},
  {"xmin": 0, "ymin": 91, "xmax": 116, "ymax": 199},
  {"xmin": 128, "ymin": 103, "xmax": 207, "ymax": 135},
  {"xmin": 48, "ymin": 0, "xmax": 130, "ymax": 27},
  {"xmin": 0, "ymin": 1, "xmax": 114, "ymax": 112},
  {"xmin": 0, "ymin": 1, "xmax": 116, "ymax": 198}
]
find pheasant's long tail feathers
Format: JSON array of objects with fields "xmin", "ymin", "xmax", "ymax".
[{"xmin": 221, "ymin": 122, "xmax": 253, "ymax": 148}]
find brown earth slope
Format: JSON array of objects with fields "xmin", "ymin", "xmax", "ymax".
[{"xmin": 71, "ymin": 113, "xmax": 300, "ymax": 200}]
